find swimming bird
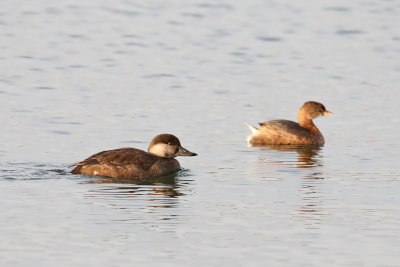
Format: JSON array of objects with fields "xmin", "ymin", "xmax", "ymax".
[
  {"xmin": 71, "ymin": 134, "xmax": 197, "ymax": 179},
  {"xmin": 247, "ymin": 101, "xmax": 332, "ymax": 145}
]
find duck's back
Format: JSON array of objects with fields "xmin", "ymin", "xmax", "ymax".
[
  {"xmin": 249, "ymin": 120, "xmax": 324, "ymax": 145},
  {"xmin": 71, "ymin": 148, "xmax": 180, "ymax": 179}
]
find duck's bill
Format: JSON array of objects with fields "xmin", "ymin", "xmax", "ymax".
[
  {"xmin": 323, "ymin": 110, "xmax": 333, "ymax": 116},
  {"xmin": 176, "ymin": 146, "xmax": 197, "ymax": 156}
]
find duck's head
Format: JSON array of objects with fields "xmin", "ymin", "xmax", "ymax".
[
  {"xmin": 299, "ymin": 101, "xmax": 332, "ymax": 120},
  {"xmin": 148, "ymin": 134, "xmax": 197, "ymax": 158}
]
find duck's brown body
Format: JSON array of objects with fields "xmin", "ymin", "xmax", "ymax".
[
  {"xmin": 71, "ymin": 134, "xmax": 196, "ymax": 179},
  {"xmin": 71, "ymin": 148, "xmax": 181, "ymax": 179}
]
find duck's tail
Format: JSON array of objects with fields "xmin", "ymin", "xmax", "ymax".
[{"xmin": 69, "ymin": 161, "xmax": 82, "ymax": 168}]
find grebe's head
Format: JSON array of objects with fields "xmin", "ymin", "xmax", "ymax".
[{"xmin": 300, "ymin": 101, "xmax": 332, "ymax": 120}]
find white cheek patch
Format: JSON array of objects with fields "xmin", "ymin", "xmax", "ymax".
[{"xmin": 149, "ymin": 143, "xmax": 172, "ymax": 157}]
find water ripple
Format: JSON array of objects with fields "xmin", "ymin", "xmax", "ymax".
[{"xmin": 0, "ymin": 162, "xmax": 69, "ymax": 181}]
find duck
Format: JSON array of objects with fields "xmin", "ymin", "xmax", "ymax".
[
  {"xmin": 247, "ymin": 101, "xmax": 332, "ymax": 145},
  {"xmin": 71, "ymin": 134, "xmax": 197, "ymax": 179}
]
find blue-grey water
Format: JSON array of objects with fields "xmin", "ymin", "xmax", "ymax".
[{"xmin": 1, "ymin": 1, "xmax": 400, "ymax": 266}]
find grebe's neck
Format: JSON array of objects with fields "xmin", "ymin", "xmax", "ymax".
[
  {"xmin": 298, "ymin": 109, "xmax": 321, "ymax": 135},
  {"xmin": 299, "ymin": 119, "xmax": 321, "ymax": 134}
]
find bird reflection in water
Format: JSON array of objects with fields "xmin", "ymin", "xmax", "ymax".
[
  {"xmin": 248, "ymin": 144, "xmax": 323, "ymax": 174},
  {"xmin": 250, "ymin": 144, "xmax": 327, "ymax": 222},
  {"xmin": 80, "ymin": 170, "xmax": 194, "ymax": 229},
  {"xmin": 83, "ymin": 169, "xmax": 193, "ymax": 210},
  {"xmin": 89, "ymin": 173, "xmax": 183, "ymax": 197},
  {"xmin": 255, "ymin": 144, "xmax": 323, "ymax": 169}
]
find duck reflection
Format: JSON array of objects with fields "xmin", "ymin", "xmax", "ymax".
[
  {"xmin": 89, "ymin": 173, "xmax": 183, "ymax": 198},
  {"xmin": 80, "ymin": 171, "xmax": 194, "ymax": 228},
  {"xmin": 83, "ymin": 170, "xmax": 193, "ymax": 209}
]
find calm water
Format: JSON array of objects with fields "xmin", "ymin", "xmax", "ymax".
[{"xmin": 1, "ymin": 0, "xmax": 400, "ymax": 266}]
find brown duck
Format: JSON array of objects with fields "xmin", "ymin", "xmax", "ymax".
[
  {"xmin": 71, "ymin": 134, "xmax": 197, "ymax": 179},
  {"xmin": 247, "ymin": 101, "xmax": 332, "ymax": 145}
]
